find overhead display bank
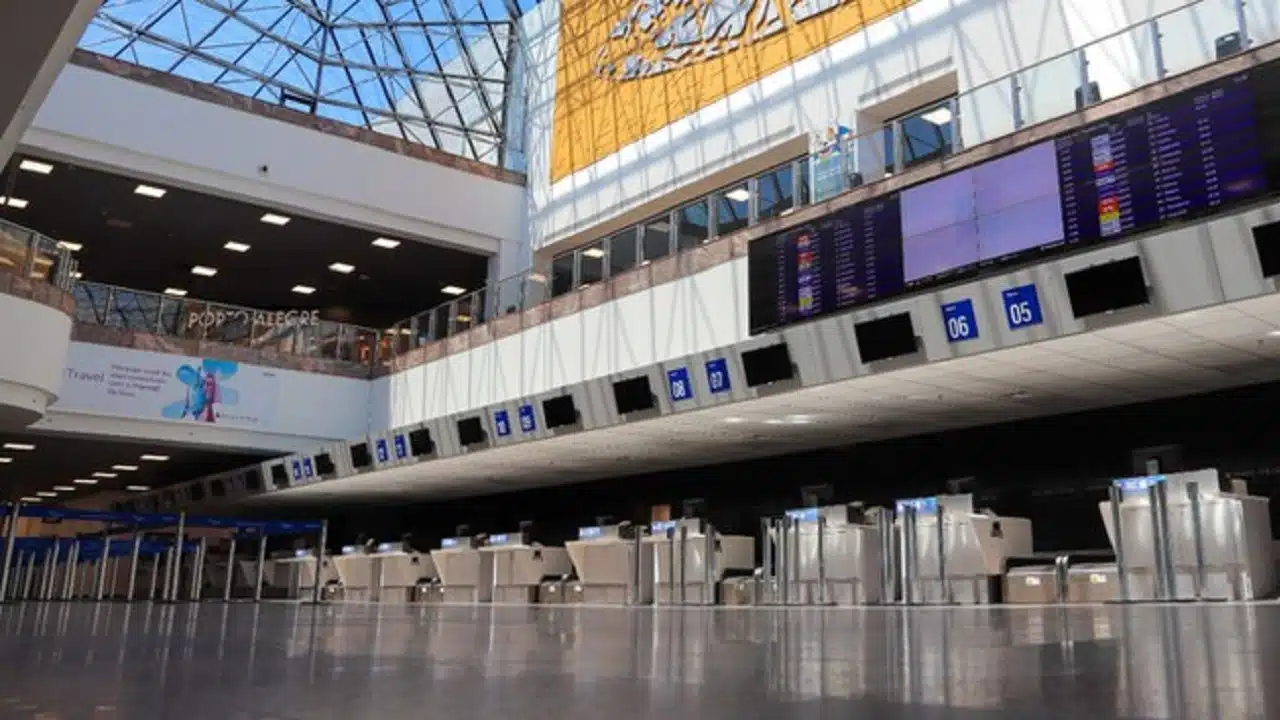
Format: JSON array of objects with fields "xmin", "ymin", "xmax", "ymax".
[{"xmin": 748, "ymin": 61, "xmax": 1280, "ymax": 334}]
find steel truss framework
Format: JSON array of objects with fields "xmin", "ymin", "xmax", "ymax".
[{"xmin": 82, "ymin": 0, "xmax": 538, "ymax": 166}]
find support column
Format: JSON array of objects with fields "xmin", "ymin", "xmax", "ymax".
[{"xmin": 0, "ymin": 0, "xmax": 100, "ymax": 167}]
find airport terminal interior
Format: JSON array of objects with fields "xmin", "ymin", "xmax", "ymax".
[{"xmin": 4, "ymin": 0, "xmax": 1280, "ymax": 716}]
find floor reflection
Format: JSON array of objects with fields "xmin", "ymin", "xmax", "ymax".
[{"xmin": 0, "ymin": 601, "xmax": 1276, "ymax": 718}]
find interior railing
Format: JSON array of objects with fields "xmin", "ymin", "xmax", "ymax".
[{"xmin": 0, "ymin": 218, "xmax": 77, "ymax": 292}]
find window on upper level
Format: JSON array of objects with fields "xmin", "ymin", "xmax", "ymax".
[
  {"xmin": 715, "ymin": 183, "xmax": 751, "ymax": 236},
  {"xmin": 676, "ymin": 199, "xmax": 710, "ymax": 251},
  {"xmin": 884, "ymin": 98, "xmax": 956, "ymax": 174},
  {"xmin": 757, "ymin": 163, "xmax": 795, "ymax": 221}
]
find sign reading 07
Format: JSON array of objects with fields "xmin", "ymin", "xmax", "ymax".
[{"xmin": 551, "ymin": 0, "xmax": 916, "ymax": 183}]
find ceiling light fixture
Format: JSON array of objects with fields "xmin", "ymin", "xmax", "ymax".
[
  {"xmin": 111, "ymin": 464, "xmax": 139, "ymax": 471},
  {"xmin": 328, "ymin": 262, "xmax": 355, "ymax": 274},
  {"xmin": 920, "ymin": 106, "xmax": 953, "ymax": 126},
  {"xmin": 3, "ymin": 443, "xmax": 34, "ymax": 451},
  {"xmin": 223, "ymin": 241, "xmax": 251, "ymax": 253},
  {"xmin": 191, "ymin": 265, "xmax": 217, "ymax": 277},
  {"xmin": 19, "ymin": 159, "xmax": 53, "ymax": 175},
  {"xmin": 291, "ymin": 285, "xmax": 316, "ymax": 295},
  {"xmin": 441, "ymin": 285, "xmax": 466, "ymax": 296},
  {"xmin": 163, "ymin": 287, "xmax": 188, "ymax": 297},
  {"xmin": 0, "ymin": 457, "xmax": 11, "ymax": 464},
  {"xmin": 723, "ymin": 417, "xmax": 747, "ymax": 424},
  {"xmin": 134, "ymin": 184, "xmax": 168, "ymax": 199},
  {"xmin": 20, "ymin": 496, "xmax": 42, "ymax": 503},
  {"xmin": 73, "ymin": 478, "xmax": 98, "ymax": 485},
  {"xmin": 1, "ymin": 197, "xmax": 29, "ymax": 209},
  {"xmin": 260, "ymin": 213, "xmax": 291, "ymax": 226},
  {"xmin": 1268, "ymin": 330, "xmax": 1280, "ymax": 338},
  {"xmin": 455, "ymin": 314, "xmax": 472, "ymax": 323},
  {"xmin": 725, "ymin": 187, "xmax": 751, "ymax": 203},
  {"xmin": 92, "ymin": 472, "xmax": 117, "ymax": 479},
  {"xmin": 126, "ymin": 485, "xmax": 150, "ymax": 492},
  {"xmin": 582, "ymin": 247, "xmax": 606, "ymax": 260},
  {"xmin": 53, "ymin": 485, "xmax": 75, "ymax": 492},
  {"xmin": 36, "ymin": 491, "xmax": 57, "ymax": 498},
  {"xmin": 56, "ymin": 241, "xmax": 82, "ymax": 252},
  {"xmin": 371, "ymin": 237, "xmax": 400, "ymax": 249},
  {"xmin": 140, "ymin": 454, "xmax": 169, "ymax": 462},
  {"xmin": 71, "ymin": 271, "xmax": 83, "ymax": 280}
]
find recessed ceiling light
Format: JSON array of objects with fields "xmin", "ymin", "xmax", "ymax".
[
  {"xmin": 582, "ymin": 247, "xmax": 605, "ymax": 259},
  {"xmin": 73, "ymin": 478, "xmax": 98, "ymax": 485},
  {"xmin": 71, "ymin": 271, "xmax": 83, "ymax": 279},
  {"xmin": 1268, "ymin": 330, "xmax": 1280, "ymax": 338},
  {"xmin": 328, "ymin": 262, "xmax": 355, "ymax": 274},
  {"xmin": 223, "ymin": 241, "xmax": 251, "ymax": 253},
  {"xmin": 191, "ymin": 265, "xmax": 217, "ymax": 277},
  {"xmin": 19, "ymin": 159, "xmax": 53, "ymax": 175},
  {"xmin": 0, "ymin": 457, "xmax": 10, "ymax": 463},
  {"xmin": 785, "ymin": 415, "xmax": 815, "ymax": 424},
  {"xmin": 920, "ymin": 106, "xmax": 953, "ymax": 126},
  {"xmin": 126, "ymin": 485, "xmax": 150, "ymax": 492},
  {"xmin": 455, "ymin": 314, "xmax": 472, "ymax": 323},
  {"xmin": 56, "ymin": 241, "xmax": 82, "ymax": 252},
  {"xmin": 53, "ymin": 485, "xmax": 75, "ymax": 492},
  {"xmin": 92, "ymin": 472, "xmax": 117, "ymax": 478},
  {"xmin": 723, "ymin": 417, "xmax": 747, "ymax": 424},
  {"xmin": 724, "ymin": 187, "xmax": 751, "ymax": 203},
  {"xmin": 291, "ymin": 285, "xmax": 316, "ymax": 295},
  {"xmin": 134, "ymin": 184, "xmax": 167, "ymax": 198},
  {"xmin": 111, "ymin": 464, "xmax": 139, "ymax": 471},
  {"xmin": 163, "ymin": 288, "xmax": 187, "ymax": 297},
  {"xmin": 441, "ymin": 285, "xmax": 466, "ymax": 296},
  {"xmin": 36, "ymin": 491, "xmax": 57, "ymax": 498},
  {"xmin": 140, "ymin": 454, "xmax": 169, "ymax": 462},
  {"xmin": 3, "ymin": 443, "xmax": 34, "ymax": 451},
  {"xmin": 1, "ymin": 197, "xmax": 29, "ymax": 209},
  {"xmin": 260, "ymin": 213, "xmax": 291, "ymax": 226},
  {"xmin": 371, "ymin": 237, "xmax": 400, "ymax": 249},
  {"xmin": 20, "ymin": 496, "xmax": 42, "ymax": 503}
]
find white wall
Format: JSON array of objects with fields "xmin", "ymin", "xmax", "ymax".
[
  {"xmin": 522, "ymin": 0, "xmax": 1274, "ymax": 252},
  {"xmin": 50, "ymin": 342, "xmax": 370, "ymax": 445},
  {"xmin": 21, "ymin": 63, "xmax": 526, "ymax": 257},
  {"xmin": 370, "ymin": 258, "xmax": 747, "ymax": 429},
  {"xmin": 0, "ymin": 293, "xmax": 73, "ymax": 425}
]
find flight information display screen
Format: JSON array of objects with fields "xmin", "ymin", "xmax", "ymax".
[{"xmin": 748, "ymin": 65, "xmax": 1277, "ymax": 334}]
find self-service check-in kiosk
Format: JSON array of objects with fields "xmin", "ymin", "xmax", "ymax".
[
  {"xmin": 1098, "ymin": 469, "xmax": 1275, "ymax": 602},
  {"xmin": 896, "ymin": 494, "xmax": 1033, "ymax": 605},
  {"xmin": 482, "ymin": 524, "xmax": 573, "ymax": 604},
  {"xmin": 272, "ymin": 548, "xmax": 338, "ymax": 599},
  {"xmin": 762, "ymin": 504, "xmax": 893, "ymax": 606},
  {"xmin": 371, "ymin": 539, "xmax": 437, "ymax": 603},
  {"xmin": 564, "ymin": 521, "xmax": 650, "ymax": 605},
  {"xmin": 429, "ymin": 529, "xmax": 491, "ymax": 604},
  {"xmin": 331, "ymin": 544, "xmax": 375, "ymax": 601},
  {"xmin": 643, "ymin": 517, "xmax": 754, "ymax": 605}
]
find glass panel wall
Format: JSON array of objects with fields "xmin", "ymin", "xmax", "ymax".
[
  {"xmin": 578, "ymin": 241, "xmax": 606, "ymax": 285},
  {"xmin": 551, "ymin": 254, "xmax": 575, "ymax": 297},
  {"xmin": 609, "ymin": 227, "xmax": 638, "ymax": 274},
  {"xmin": 884, "ymin": 98, "xmax": 956, "ymax": 174},
  {"xmin": 715, "ymin": 183, "xmax": 751, "ymax": 236},
  {"xmin": 757, "ymin": 164, "xmax": 795, "ymax": 221},
  {"xmin": 676, "ymin": 199, "xmax": 710, "ymax": 251},
  {"xmin": 642, "ymin": 215, "xmax": 673, "ymax": 263}
]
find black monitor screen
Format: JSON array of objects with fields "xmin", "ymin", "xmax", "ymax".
[
  {"xmin": 741, "ymin": 344, "xmax": 794, "ymax": 387},
  {"xmin": 542, "ymin": 395, "xmax": 578, "ymax": 428},
  {"xmin": 458, "ymin": 417, "xmax": 486, "ymax": 446},
  {"xmin": 854, "ymin": 313, "xmax": 918, "ymax": 363},
  {"xmin": 210, "ymin": 479, "xmax": 226, "ymax": 498},
  {"xmin": 315, "ymin": 453, "xmax": 336, "ymax": 476},
  {"xmin": 350, "ymin": 442, "xmax": 372, "ymax": 468},
  {"xmin": 408, "ymin": 428, "xmax": 435, "ymax": 456},
  {"xmin": 270, "ymin": 463, "xmax": 289, "ymax": 488},
  {"xmin": 612, "ymin": 376, "xmax": 655, "ymax": 414},
  {"xmin": 243, "ymin": 469, "xmax": 262, "ymax": 491}
]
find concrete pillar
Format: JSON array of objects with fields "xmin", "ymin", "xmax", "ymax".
[{"xmin": 0, "ymin": 0, "xmax": 99, "ymax": 167}]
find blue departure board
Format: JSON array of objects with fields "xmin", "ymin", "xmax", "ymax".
[{"xmin": 748, "ymin": 66, "xmax": 1277, "ymax": 335}]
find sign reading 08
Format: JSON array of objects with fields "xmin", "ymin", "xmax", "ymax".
[{"xmin": 552, "ymin": 0, "xmax": 916, "ymax": 182}]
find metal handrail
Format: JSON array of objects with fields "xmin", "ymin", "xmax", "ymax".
[{"xmin": 0, "ymin": 217, "xmax": 77, "ymax": 292}]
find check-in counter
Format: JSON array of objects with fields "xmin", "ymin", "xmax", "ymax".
[
  {"xmin": 429, "ymin": 536, "xmax": 492, "ymax": 603},
  {"xmin": 371, "ymin": 541, "xmax": 437, "ymax": 603},
  {"xmin": 331, "ymin": 545, "xmax": 375, "ymax": 601},
  {"xmin": 1099, "ymin": 469, "xmax": 1275, "ymax": 601},
  {"xmin": 764, "ymin": 504, "xmax": 891, "ymax": 606},
  {"xmin": 482, "ymin": 531, "xmax": 573, "ymax": 604},
  {"xmin": 896, "ymin": 494, "xmax": 1033, "ymax": 605},
  {"xmin": 564, "ymin": 523, "xmax": 651, "ymax": 605},
  {"xmin": 272, "ymin": 549, "xmax": 338, "ymax": 599},
  {"xmin": 643, "ymin": 518, "xmax": 754, "ymax": 605}
]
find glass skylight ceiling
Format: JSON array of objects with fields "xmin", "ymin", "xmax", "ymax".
[{"xmin": 81, "ymin": 0, "xmax": 538, "ymax": 167}]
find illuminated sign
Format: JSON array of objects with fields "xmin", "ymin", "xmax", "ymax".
[
  {"xmin": 552, "ymin": 0, "xmax": 915, "ymax": 181},
  {"xmin": 578, "ymin": 526, "xmax": 604, "ymax": 539}
]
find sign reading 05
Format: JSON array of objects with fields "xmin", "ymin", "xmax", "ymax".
[{"xmin": 551, "ymin": 0, "xmax": 916, "ymax": 182}]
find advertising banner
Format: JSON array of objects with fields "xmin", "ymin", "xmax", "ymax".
[
  {"xmin": 551, "ymin": 0, "xmax": 916, "ymax": 182},
  {"xmin": 54, "ymin": 344, "xmax": 280, "ymax": 429}
]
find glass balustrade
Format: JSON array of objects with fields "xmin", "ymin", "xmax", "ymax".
[{"xmin": 0, "ymin": 218, "xmax": 77, "ymax": 291}]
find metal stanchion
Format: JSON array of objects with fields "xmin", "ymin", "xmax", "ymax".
[
  {"xmin": 311, "ymin": 521, "xmax": 328, "ymax": 604},
  {"xmin": 1153, "ymin": 481, "xmax": 1176, "ymax": 600},
  {"xmin": 223, "ymin": 537, "xmax": 237, "ymax": 602},
  {"xmin": 93, "ymin": 543, "xmax": 108, "ymax": 601},
  {"xmin": 191, "ymin": 538, "xmax": 208, "ymax": 601},
  {"xmin": 167, "ymin": 513, "xmax": 187, "ymax": 602},
  {"xmin": 63, "ymin": 542, "xmax": 79, "ymax": 600},
  {"xmin": 1187, "ymin": 482, "xmax": 1206, "ymax": 600},
  {"xmin": 126, "ymin": 534, "xmax": 143, "ymax": 602},
  {"xmin": 160, "ymin": 548, "xmax": 173, "ymax": 601},
  {"xmin": 0, "ymin": 501, "xmax": 22, "ymax": 601},
  {"xmin": 20, "ymin": 551, "xmax": 35, "ymax": 600},
  {"xmin": 148, "ymin": 553, "xmax": 161, "ymax": 601},
  {"xmin": 778, "ymin": 517, "xmax": 791, "ymax": 606},
  {"xmin": 879, "ymin": 508, "xmax": 895, "ymax": 605},
  {"xmin": 816, "ymin": 514, "xmax": 828, "ymax": 605},
  {"xmin": 663, "ymin": 527, "xmax": 675, "ymax": 606},
  {"xmin": 1147, "ymin": 484, "xmax": 1169, "ymax": 600},
  {"xmin": 937, "ymin": 505, "xmax": 950, "ymax": 604},
  {"xmin": 1109, "ymin": 485, "xmax": 1130, "ymax": 602},
  {"xmin": 253, "ymin": 535, "xmax": 267, "ymax": 602},
  {"xmin": 677, "ymin": 524, "xmax": 688, "ymax": 605},
  {"xmin": 900, "ymin": 506, "xmax": 917, "ymax": 606},
  {"xmin": 44, "ymin": 542, "xmax": 63, "ymax": 600},
  {"xmin": 702, "ymin": 525, "xmax": 714, "ymax": 606},
  {"xmin": 630, "ymin": 528, "xmax": 642, "ymax": 606}
]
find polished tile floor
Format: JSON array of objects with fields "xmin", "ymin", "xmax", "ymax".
[{"xmin": 0, "ymin": 601, "xmax": 1278, "ymax": 719}]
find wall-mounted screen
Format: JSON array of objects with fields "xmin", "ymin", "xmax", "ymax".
[{"xmin": 749, "ymin": 64, "xmax": 1279, "ymax": 334}]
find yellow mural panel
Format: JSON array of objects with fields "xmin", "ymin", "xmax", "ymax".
[{"xmin": 550, "ymin": 0, "xmax": 918, "ymax": 183}]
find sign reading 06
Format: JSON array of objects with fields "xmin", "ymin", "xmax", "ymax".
[{"xmin": 551, "ymin": 0, "xmax": 916, "ymax": 183}]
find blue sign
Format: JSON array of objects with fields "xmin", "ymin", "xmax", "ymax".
[
  {"xmin": 518, "ymin": 404, "xmax": 537, "ymax": 433},
  {"xmin": 375, "ymin": 438, "xmax": 389, "ymax": 463},
  {"xmin": 341, "ymin": 545, "xmax": 359, "ymax": 555},
  {"xmin": 1002, "ymin": 284, "xmax": 1044, "ymax": 330},
  {"xmin": 896, "ymin": 497, "xmax": 938, "ymax": 514},
  {"xmin": 302, "ymin": 457, "xmax": 314, "ymax": 478},
  {"xmin": 494, "ymin": 410, "xmax": 511, "ymax": 437},
  {"xmin": 667, "ymin": 367, "xmax": 693, "ymax": 402},
  {"xmin": 785, "ymin": 507, "xmax": 820, "ymax": 522},
  {"xmin": 392, "ymin": 434, "xmax": 407, "ymax": 459},
  {"xmin": 290, "ymin": 460, "xmax": 302, "ymax": 480},
  {"xmin": 376, "ymin": 542, "xmax": 397, "ymax": 553},
  {"xmin": 578, "ymin": 526, "xmax": 603, "ymax": 539},
  {"xmin": 488, "ymin": 533, "xmax": 511, "ymax": 546},
  {"xmin": 440, "ymin": 538, "xmax": 459, "ymax": 548},
  {"xmin": 705, "ymin": 358, "xmax": 731, "ymax": 394},
  {"xmin": 650, "ymin": 520, "xmax": 677, "ymax": 534},
  {"xmin": 1114, "ymin": 475, "xmax": 1167, "ymax": 493},
  {"xmin": 941, "ymin": 298, "xmax": 979, "ymax": 343}
]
